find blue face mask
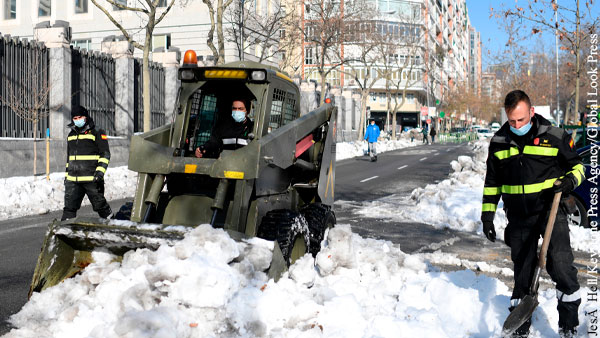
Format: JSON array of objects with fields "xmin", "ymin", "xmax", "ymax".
[
  {"xmin": 510, "ymin": 120, "xmax": 532, "ymax": 136},
  {"xmin": 232, "ymin": 110, "xmax": 246, "ymax": 123},
  {"xmin": 73, "ymin": 118, "xmax": 86, "ymax": 128}
]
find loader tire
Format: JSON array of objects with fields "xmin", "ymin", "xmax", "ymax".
[
  {"xmin": 258, "ymin": 209, "xmax": 310, "ymax": 265},
  {"xmin": 115, "ymin": 202, "xmax": 133, "ymax": 220},
  {"xmin": 301, "ymin": 203, "xmax": 336, "ymax": 257}
]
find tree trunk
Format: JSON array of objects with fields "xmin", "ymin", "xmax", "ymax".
[
  {"xmin": 320, "ymin": 71, "xmax": 327, "ymax": 105},
  {"xmin": 217, "ymin": 0, "xmax": 226, "ymax": 64},
  {"xmin": 143, "ymin": 21, "xmax": 154, "ymax": 132},
  {"xmin": 357, "ymin": 90, "xmax": 369, "ymax": 141}
]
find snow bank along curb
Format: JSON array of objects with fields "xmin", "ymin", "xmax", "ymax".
[{"xmin": 351, "ymin": 139, "xmax": 598, "ymax": 253}]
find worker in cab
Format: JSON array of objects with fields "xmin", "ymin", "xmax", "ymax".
[{"xmin": 195, "ymin": 98, "xmax": 254, "ymax": 158}]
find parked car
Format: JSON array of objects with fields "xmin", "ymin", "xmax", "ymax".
[
  {"xmin": 490, "ymin": 122, "xmax": 501, "ymax": 132},
  {"xmin": 568, "ymin": 142, "xmax": 599, "ymax": 228},
  {"xmin": 476, "ymin": 128, "xmax": 494, "ymax": 139}
]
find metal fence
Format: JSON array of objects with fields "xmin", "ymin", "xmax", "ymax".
[
  {"xmin": 0, "ymin": 35, "xmax": 49, "ymax": 138},
  {"xmin": 71, "ymin": 47, "xmax": 116, "ymax": 135},
  {"xmin": 134, "ymin": 59, "xmax": 165, "ymax": 132}
]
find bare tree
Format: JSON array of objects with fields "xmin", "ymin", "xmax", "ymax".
[
  {"xmin": 1, "ymin": 49, "xmax": 50, "ymax": 177},
  {"xmin": 493, "ymin": 0, "xmax": 600, "ymax": 125},
  {"xmin": 90, "ymin": 0, "xmax": 179, "ymax": 132},
  {"xmin": 225, "ymin": 0, "xmax": 292, "ymax": 63},
  {"xmin": 299, "ymin": 0, "xmax": 370, "ymax": 104},
  {"xmin": 378, "ymin": 7, "xmax": 426, "ymax": 140},
  {"xmin": 341, "ymin": 17, "xmax": 386, "ymax": 141},
  {"xmin": 202, "ymin": 0, "xmax": 234, "ymax": 65}
]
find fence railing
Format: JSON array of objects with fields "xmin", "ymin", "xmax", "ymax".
[
  {"xmin": 71, "ymin": 47, "xmax": 116, "ymax": 135},
  {"xmin": 134, "ymin": 59, "xmax": 165, "ymax": 132},
  {"xmin": 0, "ymin": 35, "xmax": 49, "ymax": 138}
]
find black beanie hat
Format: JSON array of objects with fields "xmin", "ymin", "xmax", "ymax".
[{"xmin": 71, "ymin": 105, "xmax": 89, "ymax": 118}]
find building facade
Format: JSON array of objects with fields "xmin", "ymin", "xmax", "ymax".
[{"xmin": 0, "ymin": 0, "xmax": 283, "ymax": 66}]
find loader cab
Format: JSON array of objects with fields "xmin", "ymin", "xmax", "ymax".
[
  {"xmin": 183, "ymin": 83, "xmax": 257, "ymax": 157},
  {"xmin": 176, "ymin": 54, "xmax": 300, "ymax": 160}
]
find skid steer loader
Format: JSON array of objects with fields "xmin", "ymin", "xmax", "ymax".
[{"xmin": 29, "ymin": 52, "xmax": 337, "ymax": 297}]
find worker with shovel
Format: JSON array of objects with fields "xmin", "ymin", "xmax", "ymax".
[{"xmin": 481, "ymin": 90, "xmax": 585, "ymax": 337}]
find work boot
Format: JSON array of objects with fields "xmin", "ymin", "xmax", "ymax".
[{"xmin": 558, "ymin": 327, "xmax": 577, "ymax": 338}]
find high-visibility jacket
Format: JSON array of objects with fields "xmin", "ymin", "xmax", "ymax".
[
  {"xmin": 481, "ymin": 114, "xmax": 585, "ymax": 222},
  {"xmin": 65, "ymin": 118, "xmax": 110, "ymax": 182}
]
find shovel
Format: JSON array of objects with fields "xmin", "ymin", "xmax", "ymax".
[{"xmin": 502, "ymin": 181, "xmax": 562, "ymax": 336}]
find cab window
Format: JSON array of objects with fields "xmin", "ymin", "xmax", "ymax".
[
  {"xmin": 188, "ymin": 91, "xmax": 218, "ymax": 150},
  {"xmin": 268, "ymin": 87, "xmax": 298, "ymax": 133}
]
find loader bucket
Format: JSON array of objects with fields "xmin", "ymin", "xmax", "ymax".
[{"xmin": 29, "ymin": 217, "xmax": 288, "ymax": 298}]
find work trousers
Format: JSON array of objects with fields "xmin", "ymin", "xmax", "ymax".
[
  {"xmin": 505, "ymin": 206, "xmax": 580, "ymax": 330},
  {"xmin": 62, "ymin": 180, "xmax": 112, "ymax": 220},
  {"xmin": 368, "ymin": 142, "xmax": 377, "ymax": 157}
]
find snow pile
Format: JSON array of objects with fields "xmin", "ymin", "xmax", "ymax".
[
  {"xmin": 335, "ymin": 137, "xmax": 418, "ymax": 161},
  {"xmin": 6, "ymin": 224, "xmax": 595, "ymax": 337},
  {"xmin": 354, "ymin": 140, "xmax": 599, "ymax": 253},
  {"xmin": 0, "ymin": 167, "xmax": 138, "ymax": 221}
]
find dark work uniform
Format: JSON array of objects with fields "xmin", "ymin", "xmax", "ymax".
[
  {"xmin": 62, "ymin": 117, "xmax": 113, "ymax": 220},
  {"xmin": 199, "ymin": 117, "xmax": 254, "ymax": 158},
  {"xmin": 481, "ymin": 114, "xmax": 584, "ymax": 333}
]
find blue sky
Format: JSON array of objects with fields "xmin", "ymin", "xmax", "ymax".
[{"xmin": 465, "ymin": 0, "xmax": 599, "ymax": 70}]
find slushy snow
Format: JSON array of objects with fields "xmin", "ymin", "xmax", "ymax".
[{"xmin": 2, "ymin": 138, "xmax": 598, "ymax": 337}]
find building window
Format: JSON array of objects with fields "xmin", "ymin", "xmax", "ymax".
[
  {"xmin": 4, "ymin": 0, "xmax": 16, "ymax": 19},
  {"xmin": 75, "ymin": 0, "xmax": 88, "ymax": 13},
  {"xmin": 72, "ymin": 39, "xmax": 92, "ymax": 50},
  {"xmin": 152, "ymin": 34, "xmax": 171, "ymax": 51},
  {"xmin": 406, "ymin": 93, "xmax": 414, "ymax": 103},
  {"xmin": 157, "ymin": 0, "xmax": 167, "ymax": 7},
  {"xmin": 113, "ymin": 0, "xmax": 126, "ymax": 11},
  {"xmin": 39, "ymin": 0, "xmax": 51, "ymax": 17},
  {"xmin": 304, "ymin": 47, "xmax": 313, "ymax": 65}
]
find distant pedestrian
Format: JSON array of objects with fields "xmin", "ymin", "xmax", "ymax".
[
  {"xmin": 62, "ymin": 105, "xmax": 113, "ymax": 221},
  {"xmin": 409, "ymin": 128, "xmax": 418, "ymax": 142},
  {"xmin": 430, "ymin": 127, "xmax": 437, "ymax": 143},
  {"xmin": 422, "ymin": 125, "xmax": 429, "ymax": 144},
  {"xmin": 364, "ymin": 120, "xmax": 380, "ymax": 162}
]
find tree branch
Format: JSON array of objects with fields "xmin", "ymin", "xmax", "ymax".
[{"xmin": 91, "ymin": 0, "xmax": 145, "ymax": 50}]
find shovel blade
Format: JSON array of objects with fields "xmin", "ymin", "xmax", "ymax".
[{"xmin": 502, "ymin": 295, "xmax": 538, "ymax": 336}]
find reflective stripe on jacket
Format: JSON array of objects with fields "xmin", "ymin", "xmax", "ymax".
[
  {"xmin": 481, "ymin": 114, "xmax": 584, "ymax": 221},
  {"xmin": 65, "ymin": 118, "xmax": 110, "ymax": 182}
]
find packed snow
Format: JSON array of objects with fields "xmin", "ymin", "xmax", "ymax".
[
  {"xmin": 2, "ymin": 137, "xmax": 598, "ymax": 337},
  {"xmin": 5, "ymin": 224, "xmax": 597, "ymax": 337}
]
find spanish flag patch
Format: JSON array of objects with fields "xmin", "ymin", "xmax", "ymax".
[{"xmin": 101, "ymin": 134, "xmax": 108, "ymax": 140}]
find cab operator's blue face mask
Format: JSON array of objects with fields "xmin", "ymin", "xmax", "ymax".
[
  {"xmin": 232, "ymin": 110, "xmax": 246, "ymax": 123},
  {"xmin": 73, "ymin": 118, "xmax": 86, "ymax": 128},
  {"xmin": 509, "ymin": 118, "xmax": 532, "ymax": 136}
]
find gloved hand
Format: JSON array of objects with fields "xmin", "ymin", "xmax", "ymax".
[
  {"xmin": 93, "ymin": 171, "xmax": 104, "ymax": 183},
  {"xmin": 553, "ymin": 177, "xmax": 575, "ymax": 194},
  {"xmin": 483, "ymin": 221, "xmax": 496, "ymax": 242}
]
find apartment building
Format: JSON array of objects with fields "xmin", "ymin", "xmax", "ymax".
[
  {"xmin": 469, "ymin": 25, "xmax": 482, "ymax": 94},
  {"xmin": 295, "ymin": 0, "xmax": 477, "ymax": 130},
  {"xmin": 0, "ymin": 0, "xmax": 282, "ymax": 66}
]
